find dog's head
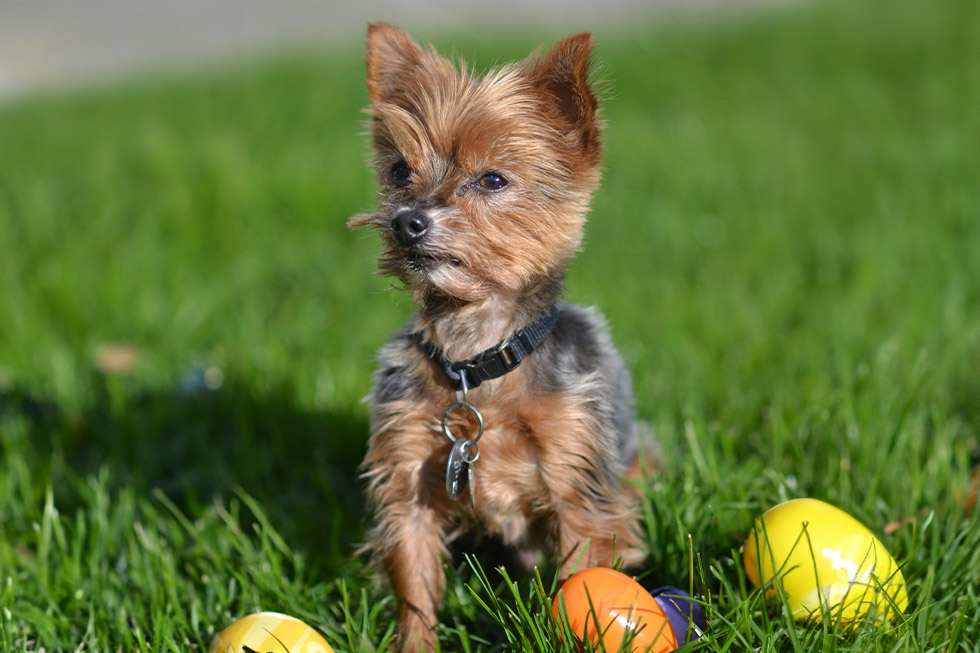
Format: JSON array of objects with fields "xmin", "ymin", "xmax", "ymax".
[{"xmin": 350, "ymin": 24, "xmax": 603, "ymax": 303}]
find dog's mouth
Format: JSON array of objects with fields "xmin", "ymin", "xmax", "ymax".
[{"xmin": 403, "ymin": 250, "xmax": 460, "ymax": 272}]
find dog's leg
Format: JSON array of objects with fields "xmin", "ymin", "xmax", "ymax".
[
  {"xmin": 553, "ymin": 495, "xmax": 647, "ymax": 578},
  {"xmin": 381, "ymin": 501, "xmax": 448, "ymax": 652},
  {"xmin": 362, "ymin": 407, "xmax": 450, "ymax": 652},
  {"xmin": 524, "ymin": 395, "xmax": 648, "ymax": 577}
]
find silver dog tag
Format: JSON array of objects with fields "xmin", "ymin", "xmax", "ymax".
[
  {"xmin": 445, "ymin": 439, "xmax": 469, "ymax": 501},
  {"xmin": 467, "ymin": 460, "xmax": 477, "ymax": 510}
]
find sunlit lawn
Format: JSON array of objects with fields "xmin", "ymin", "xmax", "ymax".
[{"xmin": 1, "ymin": 0, "xmax": 978, "ymax": 649}]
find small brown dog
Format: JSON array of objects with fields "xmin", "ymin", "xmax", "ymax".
[{"xmin": 350, "ymin": 24, "xmax": 647, "ymax": 651}]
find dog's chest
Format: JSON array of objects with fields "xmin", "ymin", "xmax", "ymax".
[{"xmin": 449, "ymin": 403, "xmax": 553, "ymax": 537}]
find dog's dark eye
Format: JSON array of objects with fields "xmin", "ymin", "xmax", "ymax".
[
  {"xmin": 390, "ymin": 160, "xmax": 411, "ymax": 187},
  {"xmin": 478, "ymin": 173, "xmax": 508, "ymax": 191}
]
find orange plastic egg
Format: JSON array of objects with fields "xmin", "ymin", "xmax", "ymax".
[{"xmin": 553, "ymin": 567, "xmax": 677, "ymax": 653}]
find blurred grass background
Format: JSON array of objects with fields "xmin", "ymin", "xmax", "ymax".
[{"xmin": 1, "ymin": 0, "xmax": 979, "ymax": 650}]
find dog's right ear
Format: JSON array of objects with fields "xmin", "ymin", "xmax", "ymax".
[{"xmin": 366, "ymin": 23, "xmax": 425, "ymax": 105}]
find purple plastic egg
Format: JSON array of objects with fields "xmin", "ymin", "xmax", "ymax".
[{"xmin": 651, "ymin": 586, "xmax": 705, "ymax": 643}]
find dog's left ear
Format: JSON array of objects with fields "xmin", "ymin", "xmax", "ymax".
[
  {"xmin": 524, "ymin": 34, "xmax": 600, "ymax": 153},
  {"xmin": 366, "ymin": 23, "xmax": 426, "ymax": 105}
]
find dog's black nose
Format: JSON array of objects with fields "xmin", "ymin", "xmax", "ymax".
[{"xmin": 390, "ymin": 210, "xmax": 429, "ymax": 246}]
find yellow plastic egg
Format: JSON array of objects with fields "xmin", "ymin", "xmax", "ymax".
[
  {"xmin": 743, "ymin": 498, "xmax": 907, "ymax": 625},
  {"xmin": 209, "ymin": 611, "xmax": 334, "ymax": 653}
]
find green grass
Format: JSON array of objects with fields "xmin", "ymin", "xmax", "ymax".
[{"xmin": 1, "ymin": 0, "xmax": 979, "ymax": 650}]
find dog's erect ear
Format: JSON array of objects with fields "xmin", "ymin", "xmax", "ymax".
[
  {"xmin": 366, "ymin": 23, "xmax": 425, "ymax": 105},
  {"xmin": 523, "ymin": 34, "xmax": 599, "ymax": 145}
]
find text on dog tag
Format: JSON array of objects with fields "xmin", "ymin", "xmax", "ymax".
[{"xmin": 446, "ymin": 439, "xmax": 470, "ymax": 501}]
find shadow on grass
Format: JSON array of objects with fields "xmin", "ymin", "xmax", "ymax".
[
  {"xmin": 0, "ymin": 373, "xmax": 734, "ymax": 643},
  {"xmin": 0, "ymin": 372, "xmax": 369, "ymax": 577}
]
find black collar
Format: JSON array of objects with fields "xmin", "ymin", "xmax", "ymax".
[{"xmin": 413, "ymin": 306, "xmax": 559, "ymax": 391}]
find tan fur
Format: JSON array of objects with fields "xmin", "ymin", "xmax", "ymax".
[
  {"xmin": 352, "ymin": 25, "xmax": 646, "ymax": 651},
  {"xmin": 361, "ymin": 346, "xmax": 644, "ymax": 650},
  {"xmin": 350, "ymin": 27, "xmax": 602, "ymax": 314}
]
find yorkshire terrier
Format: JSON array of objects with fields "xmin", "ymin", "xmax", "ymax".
[{"xmin": 349, "ymin": 24, "xmax": 647, "ymax": 651}]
